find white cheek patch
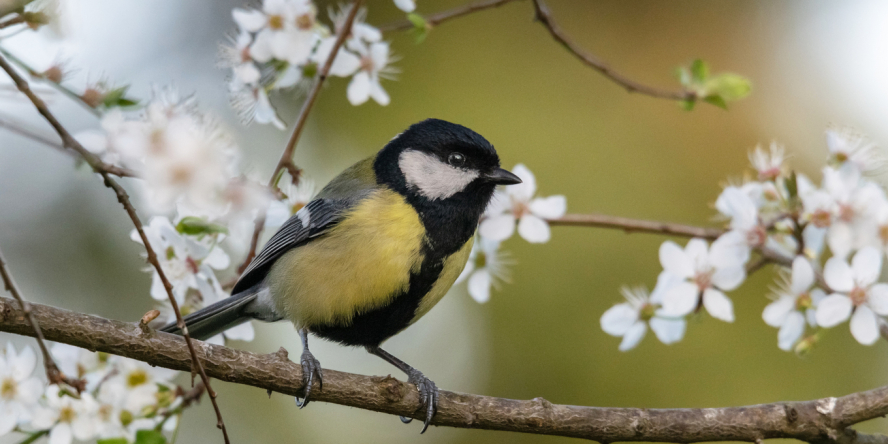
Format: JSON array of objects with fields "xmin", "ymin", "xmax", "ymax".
[{"xmin": 398, "ymin": 150, "xmax": 480, "ymax": 200}]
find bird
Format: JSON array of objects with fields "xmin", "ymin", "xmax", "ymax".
[{"xmin": 160, "ymin": 118, "xmax": 521, "ymax": 432}]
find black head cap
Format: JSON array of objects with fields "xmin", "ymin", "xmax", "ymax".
[{"xmin": 374, "ymin": 119, "xmax": 520, "ymax": 196}]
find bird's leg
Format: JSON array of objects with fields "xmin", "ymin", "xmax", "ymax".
[
  {"xmin": 365, "ymin": 346, "xmax": 438, "ymax": 434},
  {"xmin": 296, "ymin": 328, "xmax": 323, "ymax": 408}
]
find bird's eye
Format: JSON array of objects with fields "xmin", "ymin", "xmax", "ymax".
[{"xmin": 448, "ymin": 152, "xmax": 466, "ymax": 166}]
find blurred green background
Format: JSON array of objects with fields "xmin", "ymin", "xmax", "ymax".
[{"xmin": 2, "ymin": 0, "xmax": 888, "ymax": 443}]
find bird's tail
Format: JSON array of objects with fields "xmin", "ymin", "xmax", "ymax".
[{"xmin": 159, "ymin": 285, "xmax": 267, "ymax": 341}]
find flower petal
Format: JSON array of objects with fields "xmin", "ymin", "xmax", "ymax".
[
  {"xmin": 600, "ymin": 303, "xmax": 639, "ymax": 336},
  {"xmin": 816, "ymin": 294, "xmax": 853, "ymax": 327},
  {"xmin": 232, "ymin": 8, "xmax": 267, "ymax": 32},
  {"xmin": 777, "ymin": 311, "xmax": 805, "ymax": 351},
  {"xmin": 703, "ymin": 288, "xmax": 735, "ymax": 322},
  {"xmin": 852, "ymin": 246, "xmax": 882, "ymax": 286},
  {"xmin": 11, "ymin": 345, "xmax": 36, "ymax": 381},
  {"xmin": 790, "ymin": 256, "xmax": 815, "ymax": 295},
  {"xmin": 868, "ymin": 283, "xmax": 888, "ymax": 315},
  {"xmin": 507, "ymin": 164, "xmax": 536, "ymax": 202},
  {"xmin": 823, "ymin": 257, "xmax": 855, "ymax": 292},
  {"xmin": 711, "ymin": 266, "xmax": 746, "ymax": 292},
  {"xmin": 850, "ymin": 305, "xmax": 880, "ymax": 345},
  {"xmin": 762, "ymin": 297, "xmax": 794, "ymax": 327},
  {"xmin": 50, "ymin": 423, "xmax": 73, "ymax": 444},
  {"xmin": 517, "ymin": 214, "xmax": 551, "ymax": 243},
  {"xmin": 529, "ymin": 195, "xmax": 567, "ymax": 219},
  {"xmin": 710, "ymin": 230, "xmax": 751, "ymax": 267},
  {"xmin": 661, "ymin": 282, "xmax": 700, "ymax": 317},
  {"xmin": 649, "ymin": 317, "xmax": 686, "ymax": 344},
  {"xmin": 468, "ymin": 269, "xmax": 492, "ymax": 303},
  {"xmin": 659, "ymin": 241, "xmax": 694, "ymax": 279},
  {"xmin": 479, "ymin": 213, "xmax": 516, "ymax": 241},
  {"xmin": 618, "ymin": 321, "xmax": 647, "ymax": 351},
  {"xmin": 394, "ymin": 0, "xmax": 416, "ymax": 12},
  {"xmin": 347, "ymin": 71, "xmax": 371, "ymax": 105},
  {"xmin": 649, "ymin": 271, "xmax": 681, "ymax": 304},
  {"xmin": 0, "ymin": 404, "xmax": 17, "ymax": 435}
]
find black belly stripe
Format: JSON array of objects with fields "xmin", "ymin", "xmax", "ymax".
[{"xmin": 310, "ymin": 245, "xmax": 445, "ymax": 347}]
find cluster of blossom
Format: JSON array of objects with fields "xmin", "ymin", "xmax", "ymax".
[
  {"xmin": 457, "ymin": 164, "xmax": 568, "ymax": 303},
  {"xmin": 224, "ymin": 0, "xmax": 401, "ymax": 128},
  {"xmin": 601, "ymin": 128, "xmax": 888, "ymax": 352},
  {"xmin": 0, "ymin": 342, "xmax": 185, "ymax": 444}
]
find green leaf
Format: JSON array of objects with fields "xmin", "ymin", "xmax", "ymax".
[
  {"xmin": 98, "ymin": 439, "xmax": 129, "ymax": 444},
  {"xmin": 706, "ymin": 73, "xmax": 751, "ymax": 101},
  {"xmin": 675, "ymin": 66, "xmax": 692, "ymax": 86},
  {"xmin": 679, "ymin": 98, "xmax": 696, "ymax": 111},
  {"xmin": 176, "ymin": 216, "xmax": 228, "ymax": 236},
  {"xmin": 135, "ymin": 429, "xmax": 167, "ymax": 444},
  {"xmin": 785, "ymin": 171, "xmax": 799, "ymax": 200},
  {"xmin": 690, "ymin": 59, "xmax": 709, "ymax": 82},
  {"xmin": 407, "ymin": 13, "xmax": 429, "ymax": 44},
  {"xmin": 102, "ymin": 86, "xmax": 140, "ymax": 109},
  {"xmin": 703, "ymin": 95, "xmax": 727, "ymax": 109}
]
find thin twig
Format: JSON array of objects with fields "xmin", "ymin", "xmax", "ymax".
[
  {"xmin": 0, "ymin": 14, "xmax": 24, "ymax": 29},
  {"xmin": 0, "ymin": 64, "xmax": 134, "ymax": 177},
  {"xmin": 377, "ymin": 0, "xmax": 522, "ymax": 32},
  {"xmin": 0, "ymin": 52, "xmax": 230, "ymax": 444},
  {"xmin": 548, "ymin": 213, "xmax": 724, "ymax": 239},
  {"xmin": 532, "ymin": 0, "xmax": 693, "ymax": 101},
  {"xmin": 238, "ymin": 0, "xmax": 364, "ymax": 274},
  {"xmin": 2, "ymin": 298, "xmax": 887, "ymax": 444},
  {"xmin": 0, "ymin": 247, "xmax": 83, "ymax": 391},
  {"xmin": 0, "ymin": 46, "xmax": 101, "ymax": 117}
]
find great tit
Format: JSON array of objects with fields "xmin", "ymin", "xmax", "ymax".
[{"xmin": 161, "ymin": 118, "xmax": 521, "ymax": 432}]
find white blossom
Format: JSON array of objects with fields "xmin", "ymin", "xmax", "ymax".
[
  {"xmin": 826, "ymin": 127, "xmax": 884, "ymax": 174},
  {"xmin": 0, "ymin": 343, "xmax": 43, "ymax": 437},
  {"xmin": 394, "ymin": 0, "xmax": 416, "ymax": 12},
  {"xmin": 31, "ymin": 385, "xmax": 99, "ymax": 444},
  {"xmin": 233, "ymin": 0, "xmax": 318, "ymax": 65},
  {"xmin": 762, "ymin": 257, "xmax": 825, "ymax": 351},
  {"xmin": 346, "ymin": 40, "xmax": 395, "ymax": 106},
  {"xmin": 820, "ymin": 166, "xmax": 887, "ymax": 258},
  {"xmin": 600, "ymin": 272, "xmax": 686, "ymax": 351},
  {"xmin": 659, "ymin": 238, "xmax": 746, "ymax": 322},
  {"xmin": 456, "ymin": 237, "xmax": 512, "ymax": 303},
  {"xmin": 714, "ymin": 186, "xmax": 767, "ymax": 263},
  {"xmin": 229, "ymin": 85, "xmax": 286, "ymax": 130},
  {"xmin": 749, "ymin": 142, "xmax": 785, "ymax": 181},
  {"xmin": 816, "ymin": 246, "xmax": 888, "ymax": 345},
  {"xmin": 479, "ymin": 164, "xmax": 567, "ymax": 243},
  {"xmin": 266, "ymin": 177, "xmax": 316, "ymax": 227}
]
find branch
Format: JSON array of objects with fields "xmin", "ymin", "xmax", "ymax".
[
  {"xmin": 0, "ymin": 248, "xmax": 83, "ymax": 391},
  {"xmin": 531, "ymin": 0, "xmax": 692, "ymax": 101},
  {"xmin": 1, "ymin": 298, "xmax": 887, "ymax": 443},
  {"xmin": 0, "ymin": 13, "xmax": 24, "ymax": 29},
  {"xmin": 0, "ymin": 52, "xmax": 230, "ymax": 443},
  {"xmin": 549, "ymin": 213, "xmax": 724, "ymax": 239},
  {"xmin": 0, "ymin": 115, "xmax": 136, "ymax": 177},
  {"xmin": 0, "ymin": 46, "xmax": 102, "ymax": 117},
  {"xmin": 377, "ymin": 0, "xmax": 522, "ymax": 32},
  {"xmin": 238, "ymin": 0, "xmax": 363, "ymax": 274}
]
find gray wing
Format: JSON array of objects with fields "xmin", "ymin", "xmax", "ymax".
[{"xmin": 231, "ymin": 198, "xmax": 352, "ymax": 294}]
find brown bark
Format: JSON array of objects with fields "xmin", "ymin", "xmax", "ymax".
[{"xmin": 1, "ymin": 297, "xmax": 886, "ymax": 443}]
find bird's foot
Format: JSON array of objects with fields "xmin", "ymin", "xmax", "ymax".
[
  {"xmin": 401, "ymin": 369, "xmax": 438, "ymax": 434},
  {"xmin": 295, "ymin": 349, "xmax": 323, "ymax": 409}
]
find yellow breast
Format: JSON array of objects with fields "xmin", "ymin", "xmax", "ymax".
[
  {"xmin": 266, "ymin": 189, "xmax": 426, "ymax": 328},
  {"xmin": 410, "ymin": 236, "xmax": 474, "ymax": 324}
]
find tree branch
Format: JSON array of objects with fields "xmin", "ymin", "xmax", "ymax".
[
  {"xmin": 531, "ymin": 0, "xmax": 693, "ymax": 101},
  {"xmin": 0, "ymin": 52, "xmax": 231, "ymax": 444},
  {"xmin": 0, "ymin": 297, "xmax": 886, "ymax": 443},
  {"xmin": 548, "ymin": 213, "xmax": 724, "ymax": 239},
  {"xmin": 380, "ymin": 0, "xmax": 692, "ymax": 101},
  {"xmin": 0, "ymin": 247, "xmax": 83, "ymax": 391},
  {"xmin": 238, "ymin": 0, "xmax": 363, "ymax": 274},
  {"xmin": 377, "ymin": 0, "xmax": 522, "ymax": 32}
]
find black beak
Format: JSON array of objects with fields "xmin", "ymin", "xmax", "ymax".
[{"xmin": 484, "ymin": 167, "xmax": 522, "ymax": 185}]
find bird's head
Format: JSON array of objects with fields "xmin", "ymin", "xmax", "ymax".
[{"xmin": 374, "ymin": 119, "xmax": 521, "ymax": 204}]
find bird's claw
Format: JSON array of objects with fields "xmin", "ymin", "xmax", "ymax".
[
  {"xmin": 297, "ymin": 349, "xmax": 323, "ymax": 409},
  {"xmin": 406, "ymin": 369, "xmax": 438, "ymax": 434}
]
